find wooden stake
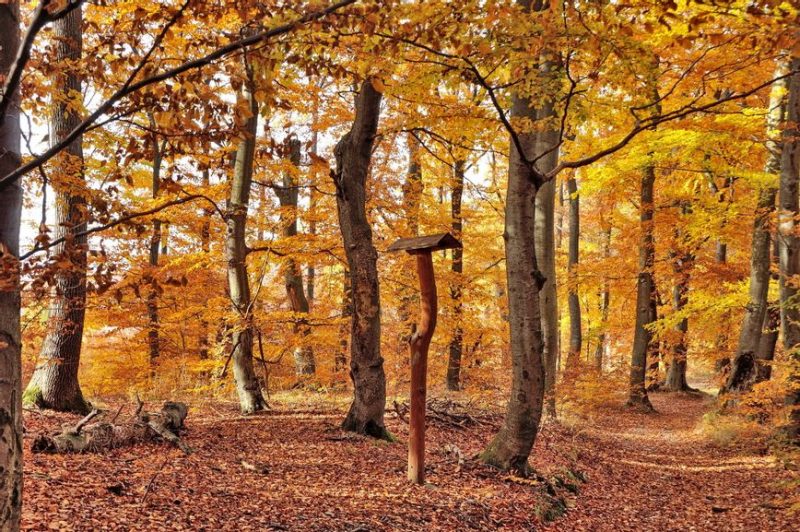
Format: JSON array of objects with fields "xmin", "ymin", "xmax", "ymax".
[{"xmin": 408, "ymin": 251, "xmax": 437, "ymax": 484}]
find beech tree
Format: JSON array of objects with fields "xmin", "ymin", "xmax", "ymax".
[
  {"xmin": 24, "ymin": 5, "xmax": 90, "ymax": 413},
  {"xmin": 333, "ymin": 79, "xmax": 390, "ymax": 439}
]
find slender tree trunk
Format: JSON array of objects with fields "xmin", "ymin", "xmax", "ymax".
[
  {"xmin": 724, "ymin": 69, "xmax": 787, "ymax": 395},
  {"xmin": 398, "ymin": 134, "xmax": 422, "ymax": 343},
  {"xmin": 628, "ymin": 164, "xmax": 656, "ymax": 410},
  {"xmin": 333, "ymin": 80, "xmax": 390, "ymax": 439},
  {"xmin": 594, "ymin": 223, "xmax": 611, "ymax": 371},
  {"xmin": 25, "ymin": 7, "xmax": 89, "ymax": 414},
  {"xmin": 0, "ymin": 1, "xmax": 23, "ymax": 526},
  {"xmin": 482, "ymin": 0, "xmax": 555, "ymax": 470},
  {"xmin": 307, "ymin": 125, "xmax": 319, "ymax": 306},
  {"xmin": 336, "ymin": 268, "xmax": 352, "ymax": 373},
  {"xmin": 225, "ymin": 73, "xmax": 266, "ymax": 414},
  {"xmin": 664, "ymin": 203, "xmax": 694, "ymax": 392},
  {"xmin": 536, "ymin": 177, "xmax": 558, "ymax": 416},
  {"xmin": 276, "ymin": 138, "xmax": 316, "ymax": 376},
  {"xmin": 566, "ymin": 171, "xmax": 581, "ymax": 368},
  {"xmin": 778, "ymin": 57, "xmax": 800, "ymax": 439},
  {"xmin": 447, "ymin": 159, "xmax": 464, "ymax": 390},
  {"xmin": 146, "ymin": 126, "xmax": 163, "ymax": 368},
  {"xmin": 199, "ymin": 168, "xmax": 211, "ymax": 359}
]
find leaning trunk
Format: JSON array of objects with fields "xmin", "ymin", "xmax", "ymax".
[
  {"xmin": 25, "ymin": 7, "xmax": 89, "ymax": 414},
  {"xmin": 333, "ymin": 80, "xmax": 390, "ymax": 439},
  {"xmin": 447, "ymin": 159, "xmax": 465, "ymax": 390},
  {"xmin": 0, "ymin": 0, "xmax": 23, "ymax": 526},
  {"xmin": 225, "ymin": 76, "xmax": 266, "ymax": 414}
]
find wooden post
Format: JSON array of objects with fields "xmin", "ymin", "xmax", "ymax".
[
  {"xmin": 387, "ymin": 233, "xmax": 461, "ymax": 485},
  {"xmin": 408, "ymin": 250, "xmax": 436, "ymax": 484}
]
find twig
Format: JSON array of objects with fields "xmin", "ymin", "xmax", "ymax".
[{"xmin": 140, "ymin": 454, "xmax": 171, "ymax": 504}]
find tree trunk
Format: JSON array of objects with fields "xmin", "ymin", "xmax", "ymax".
[
  {"xmin": 225, "ymin": 75, "xmax": 266, "ymax": 414},
  {"xmin": 778, "ymin": 57, "xmax": 800, "ymax": 439},
  {"xmin": 535, "ymin": 175, "xmax": 558, "ymax": 417},
  {"xmin": 25, "ymin": 7, "xmax": 89, "ymax": 414},
  {"xmin": 398, "ymin": 134, "xmax": 422, "ymax": 343},
  {"xmin": 566, "ymin": 171, "xmax": 581, "ymax": 368},
  {"xmin": 199, "ymin": 168, "xmax": 211, "ymax": 359},
  {"xmin": 333, "ymin": 79, "xmax": 390, "ymax": 439},
  {"xmin": 447, "ymin": 159, "xmax": 464, "ymax": 390},
  {"xmin": 307, "ymin": 124, "xmax": 319, "ymax": 306},
  {"xmin": 723, "ymin": 68, "xmax": 786, "ymax": 395},
  {"xmin": 594, "ymin": 223, "xmax": 611, "ymax": 371},
  {"xmin": 336, "ymin": 268, "xmax": 352, "ymax": 373},
  {"xmin": 663, "ymin": 203, "xmax": 693, "ymax": 392},
  {"xmin": 276, "ymin": 138, "xmax": 315, "ymax": 376},
  {"xmin": 482, "ymin": 0, "xmax": 555, "ymax": 468},
  {"xmin": 627, "ymin": 164, "xmax": 656, "ymax": 410},
  {"xmin": 0, "ymin": 0, "xmax": 23, "ymax": 527},
  {"xmin": 146, "ymin": 125, "xmax": 164, "ymax": 368}
]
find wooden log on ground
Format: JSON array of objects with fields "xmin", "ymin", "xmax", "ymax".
[{"xmin": 31, "ymin": 401, "xmax": 190, "ymax": 454}]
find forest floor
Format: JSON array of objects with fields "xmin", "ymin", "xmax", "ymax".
[{"xmin": 21, "ymin": 390, "xmax": 798, "ymax": 531}]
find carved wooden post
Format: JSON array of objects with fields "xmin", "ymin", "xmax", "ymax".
[{"xmin": 388, "ymin": 233, "xmax": 462, "ymax": 484}]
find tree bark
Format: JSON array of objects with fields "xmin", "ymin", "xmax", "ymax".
[
  {"xmin": 447, "ymin": 159, "xmax": 464, "ymax": 390},
  {"xmin": 566, "ymin": 171, "xmax": 581, "ymax": 368},
  {"xmin": 663, "ymin": 203, "xmax": 693, "ymax": 392},
  {"xmin": 627, "ymin": 164, "xmax": 656, "ymax": 410},
  {"xmin": 481, "ymin": 0, "xmax": 555, "ymax": 469},
  {"xmin": 398, "ymin": 134, "xmax": 422, "ymax": 344},
  {"xmin": 25, "ymin": 7, "xmax": 89, "ymax": 414},
  {"xmin": 723, "ymin": 68, "xmax": 786, "ymax": 395},
  {"xmin": 146, "ymin": 118, "xmax": 164, "ymax": 368},
  {"xmin": 225, "ymin": 73, "xmax": 266, "ymax": 414},
  {"xmin": 778, "ymin": 57, "xmax": 800, "ymax": 439},
  {"xmin": 535, "ymin": 170, "xmax": 558, "ymax": 416},
  {"xmin": 333, "ymin": 80, "xmax": 390, "ymax": 439},
  {"xmin": 276, "ymin": 138, "xmax": 315, "ymax": 376},
  {"xmin": 0, "ymin": 1, "xmax": 23, "ymax": 527},
  {"xmin": 199, "ymin": 168, "xmax": 211, "ymax": 359}
]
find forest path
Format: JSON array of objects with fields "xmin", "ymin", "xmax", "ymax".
[{"xmin": 545, "ymin": 391, "xmax": 795, "ymax": 531}]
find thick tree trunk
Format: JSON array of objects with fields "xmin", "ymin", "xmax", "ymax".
[
  {"xmin": 25, "ymin": 7, "xmax": 89, "ymax": 414},
  {"xmin": 276, "ymin": 138, "xmax": 315, "ymax": 376},
  {"xmin": 594, "ymin": 223, "xmax": 611, "ymax": 371},
  {"xmin": 778, "ymin": 57, "xmax": 800, "ymax": 439},
  {"xmin": 627, "ymin": 164, "xmax": 656, "ymax": 410},
  {"xmin": 336, "ymin": 269, "xmax": 352, "ymax": 373},
  {"xmin": 225, "ymin": 78, "xmax": 266, "ymax": 414},
  {"xmin": 333, "ymin": 80, "xmax": 390, "ymax": 439},
  {"xmin": 0, "ymin": 1, "xmax": 23, "ymax": 527},
  {"xmin": 482, "ymin": 0, "xmax": 555, "ymax": 467},
  {"xmin": 447, "ymin": 159, "xmax": 464, "ymax": 390},
  {"xmin": 723, "ymin": 69, "xmax": 786, "ymax": 395},
  {"xmin": 566, "ymin": 171, "xmax": 581, "ymax": 368}
]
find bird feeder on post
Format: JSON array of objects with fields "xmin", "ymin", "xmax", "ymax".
[{"xmin": 387, "ymin": 232, "xmax": 462, "ymax": 484}]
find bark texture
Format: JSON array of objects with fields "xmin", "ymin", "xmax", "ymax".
[
  {"xmin": 482, "ymin": 0, "xmax": 555, "ymax": 469},
  {"xmin": 594, "ymin": 223, "xmax": 612, "ymax": 371},
  {"xmin": 276, "ymin": 138, "xmax": 315, "ymax": 376},
  {"xmin": 663, "ymin": 203, "xmax": 694, "ymax": 392},
  {"xmin": 25, "ymin": 7, "xmax": 90, "ymax": 414},
  {"xmin": 0, "ymin": 1, "xmax": 22, "ymax": 527},
  {"xmin": 333, "ymin": 80, "xmax": 390, "ymax": 439},
  {"xmin": 146, "ymin": 122, "xmax": 164, "ymax": 368},
  {"xmin": 778, "ymin": 57, "xmax": 800, "ymax": 439},
  {"xmin": 627, "ymin": 164, "xmax": 656, "ymax": 410},
  {"xmin": 447, "ymin": 159, "xmax": 464, "ymax": 390},
  {"xmin": 225, "ymin": 79, "xmax": 266, "ymax": 414}
]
